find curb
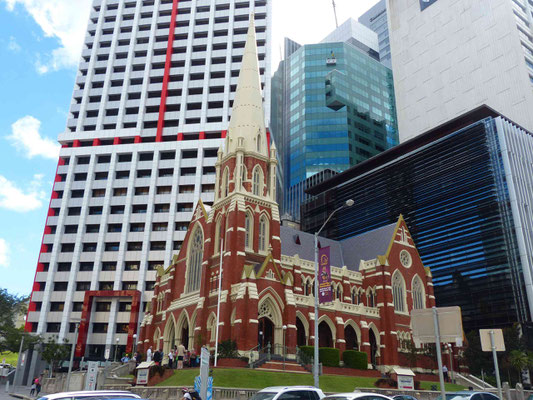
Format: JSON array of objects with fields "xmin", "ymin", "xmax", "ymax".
[{"xmin": 9, "ymin": 394, "xmax": 32, "ymax": 400}]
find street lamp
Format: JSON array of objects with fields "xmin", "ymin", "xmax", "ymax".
[
  {"xmin": 282, "ymin": 325, "xmax": 287, "ymax": 371},
  {"xmin": 313, "ymin": 199, "xmax": 354, "ymax": 388},
  {"xmin": 259, "ymin": 331, "xmax": 263, "ymax": 349},
  {"xmin": 114, "ymin": 337, "xmax": 120, "ymax": 363},
  {"xmin": 66, "ymin": 320, "xmax": 80, "ymax": 392},
  {"xmin": 446, "ymin": 343, "xmax": 454, "ymax": 383},
  {"xmin": 133, "ymin": 334, "xmax": 137, "ymax": 357}
]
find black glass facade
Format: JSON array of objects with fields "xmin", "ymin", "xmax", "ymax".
[{"xmin": 302, "ymin": 116, "xmax": 530, "ymax": 331}]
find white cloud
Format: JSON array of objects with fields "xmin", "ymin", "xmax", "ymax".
[
  {"xmin": 3, "ymin": 0, "xmax": 91, "ymax": 73},
  {"xmin": 0, "ymin": 239, "xmax": 9, "ymax": 268},
  {"xmin": 7, "ymin": 115, "xmax": 60, "ymax": 160},
  {"xmin": 0, "ymin": 174, "xmax": 46, "ymax": 212},
  {"xmin": 8, "ymin": 36, "xmax": 21, "ymax": 52}
]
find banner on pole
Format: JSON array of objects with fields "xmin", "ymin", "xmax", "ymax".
[{"xmin": 318, "ymin": 246, "xmax": 332, "ymax": 304}]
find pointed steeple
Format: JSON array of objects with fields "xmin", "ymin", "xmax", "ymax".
[{"xmin": 223, "ymin": 15, "xmax": 268, "ymax": 157}]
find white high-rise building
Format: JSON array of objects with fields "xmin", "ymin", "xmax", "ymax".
[
  {"xmin": 26, "ymin": 0, "xmax": 271, "ymax": 361},
  {"xmin": 387, "ymin": 0, "xmax": 533, "ymax": 141}
]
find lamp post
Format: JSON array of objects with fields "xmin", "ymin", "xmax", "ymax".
[
  {"xmin": 259, "ymin": 331, "xmax": 263, "ymax": 349},
  {"xmin": 446, "ymin": 343, "xmax": 455, "ymax": 383},
  {"xmin": 114, "ymin": 337, "xmax": 120, "ymax": 363},
  {"xmin": 282, "ymin": 325, "xmax": 287, "ymax": 371},
  {"xmin": 313, "ymin": 199, "xmax": 354, "ymax": 388},
  {"xmin": 66, "ymin": 321, "xmax": 80, "ymax": 391}
]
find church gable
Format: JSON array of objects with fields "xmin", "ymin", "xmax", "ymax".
[{"xmin": 254, "ymin": 252, "xmax": 283, "ymax": 282}]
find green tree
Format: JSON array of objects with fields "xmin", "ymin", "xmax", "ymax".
[
  {"xmin": 0, "ymin": 289, "xmax": 30, "ymax": 353},
  {"xmin": 403, "ymin": 339, "xmax": 422, "ymax": 368},
  {"xmin": 508, "ymin": 350, "xmax": 529, "ymax": 382},
  {"xmin": 41, "ymin": 336, "xmax": 70, "ymax": 377}
]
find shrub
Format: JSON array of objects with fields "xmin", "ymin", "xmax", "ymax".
[
  {"xmin": 342, "ymin": 350, "xmax": 368, "ymax": 370},
  {"xmin": 319, "ymin": 347, "xmax": 339, "ymax": 367},
  {"xmin": 374, "ymin": 378, "xmax": 397, "ymax": 388},
  {"xmin": 298, "ymin": 346, "xmax": 340, "ymax": 367},
  {"xmin": 217, "ymin": 339, "xmax": 239, "ymax": 359},
  {"xmin": 149, "ymin": 364, "xmax": 166, "ymax": 378}
]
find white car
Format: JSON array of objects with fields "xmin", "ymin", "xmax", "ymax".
[
  {"xmin": 37, "ymin": 390, "xmax": 141, "ymax": 400},
  {"xmin": 323, "ymin": 393, "xmax": 394, "ymax": 400},
  {"xmin": 250, "ymin": 386, "xmax": 325, "ymax": 400}
]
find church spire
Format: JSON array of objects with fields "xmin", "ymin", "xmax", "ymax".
[{"xmin": 223, "ymin": 15, "xmax": 268, "ymax": 157}]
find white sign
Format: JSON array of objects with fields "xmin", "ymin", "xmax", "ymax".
[
  {"xmin": 480, "ymin": 329, "xmax": 505, "ymax": 352},
  {"xmin": 200, "ymin": 347, "xmax": 210, "ymax": 400},
  {"xmin": 104, "ymin": 348, "xmax": 110, "ymax": 360},
  {"xmin": 137, "ymin": 368, "xmax": 149, "ymax": 385},
  {"xmin": 411, "ymin": 306, "xmax": 463, "ymax": 347},
  {"xmin": 85, "ymin": 361, "xmax": 99, "ymax": 390},
  {"xmin": 522, "ymin": 369, "xmax": 531, "ymax": 385},
  {"xmin": 398, "ymin": 375, "xmax": 415, "ymax": 390}
]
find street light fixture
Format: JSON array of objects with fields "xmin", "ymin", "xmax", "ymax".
[
  {"xmin": 114, "ymin": 337, "xmax": 120, "ymax": 363},
  {"xmin": 133, "ymin": 334, "xmax": 137, "ymax": 356},
  {"xmin": 446, "ymin": 343, "xmax": 454, "ymax": 383},
  {"xmin": 66, "ymin": 320, "xmax": 81, "ymax": 392},
  {"xmin": 282, "ymin": 325, "xmax": 287, "ymax": 371},
  {"xmin": 313, "ymin": 199, "xmax": 354, "ymax": 388}
]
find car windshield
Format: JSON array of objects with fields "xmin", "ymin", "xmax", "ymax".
[
  {"xmin": 324, "ymin": 397, "xmax": 350, "ymax": 400},
  {"xmin": 250, "ymin": 393, "xmax": 277, "ymax": 400}
]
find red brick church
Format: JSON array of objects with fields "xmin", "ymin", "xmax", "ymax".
[{"xmin": 138, "ymin": 18, "xmax": 436, "ymax": 370}]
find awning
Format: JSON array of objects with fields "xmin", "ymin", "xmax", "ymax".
[{"xmin": 392, "ymin": 367, "xmax": 415, "ymax": 376}]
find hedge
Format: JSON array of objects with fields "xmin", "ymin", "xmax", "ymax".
[
  {"xmin": 342, "ymin": 350, "xmax": 368, "ymax": 370},
  {"xmin": 298, "ymin": 346, "xmax": 340, "ymax": 367}
]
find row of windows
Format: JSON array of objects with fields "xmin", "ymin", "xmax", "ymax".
[
  {"xmin": 66, "ymin": 149, "xmax": 217, "ymax": 165},
  {"xmin": 36, "ymin": 260, "xmax": 164, "ymax": 274},
  {"xmin": 53, "ymin": 202, "xmax": 202, "ymax": 218},
  {"xmin": 92, "ymin": 0, "xmax": 267, "ymax": 13},
  {"xmin": 45, "ymin": 280, "xmax": 154, "ymax": 293},
  {"xmin": 64, "ymin": 184, "xmax": 214, "ymax": 200},
  {"xmin": 48, "ymin": 300, "xmax": 134, "ymax": 313},
  {"xmin": 57, "ymin": 239, "xmax": 182, "ymax": 253},
  {"xmin": 46, "ymin": 321, "xmax": 138, "ymax": 334},
  {"xmin": 59, "ymin": 167, "xmax": 212, "ymax": 183}
]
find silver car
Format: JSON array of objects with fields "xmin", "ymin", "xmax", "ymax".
[
  {"xmin": 38, "ymin": 390, "xmax": 141, "ymax": 400},
  {"xmin": 435, "ymin": 392, "xmax": 500, "ymax": 400},
  {"xmin": 323, "ymin": 393, "xmax": 394, "ymax": 400}
]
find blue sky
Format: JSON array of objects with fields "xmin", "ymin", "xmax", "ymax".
[{"xmin": 0, "ymin": 0, "xmax": 376, "ymax": 296}]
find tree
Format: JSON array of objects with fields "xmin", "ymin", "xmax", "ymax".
[
  {"xmin": 40, "ymin": 336, "xmax": 70, "ymax": 377},
  {"xmin": 403, "ymin": 339, "xmax": 423, "ymax": 368},
  {"xmin": 508, "ymin": 350, "xmax": 529, "ymax": 382},
  {"xmin": 0, "ymin": 288, "xmax": 30, "ymax": 353}
]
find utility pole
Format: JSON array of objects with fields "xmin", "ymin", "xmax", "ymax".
[{"xmin": 332, "ymin": 0, "xmax": 339, "ymax": 28}]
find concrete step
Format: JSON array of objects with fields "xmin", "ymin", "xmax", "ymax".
[{"xmin": 258, "ymin": 361, "xmax": 309, "ymax": 373}]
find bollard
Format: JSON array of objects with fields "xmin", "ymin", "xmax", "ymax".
[
  {"xmin": 5, "ymin": 381, "xmax": 9, "ymax": 393},
  {"xmin": 503, "ymin": 382, "xmax": 511, "ymax": 400}
]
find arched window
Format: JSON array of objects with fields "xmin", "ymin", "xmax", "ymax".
[
  {"xmin": 336, "ymin": 285, "xmax": 342, "ymax": 302},
  {"xmin": 257, "ymin": 134, "xmax": 261, "ymax": 152},
  {"xmin": 253, "ymin": 167, "xmax": 262, "ymax": 196},
  {"xmin": 245, "ymin": 212, "xmax": 253, "ymax": 249},
  {"xmin": 186, "ymin": 226, "xmax": 204, "ymax": 292},
  {"xmin": 368, "ymin": 289, "xmax": 375, "ymax": 307},
  {"xmin": 351, "ymin": 288, "xmax": 357, "ymax": 304},
  {"xmin": 357, "ymin": 289, "xmax": 363, "ymax": 305},
  {"xmin": 392, "ymin": 271, "xmax": 406, "ymax": 312},
  {"xmin": 258, "ymin": 215, "xmax": 268, "ymax": 252},
  {"xmin": 221, "ymin": 167, "xmax": 229, "ymax": 198},
  {"xmin": 214, "ymin": 216, "xmax": 222, "ymax": 254},
  {"xmin": 241, "ymin": 165, "xmax": 247, "ymax": 190},
  {"xmin": 412, "ymin": 275, "xmax": 425, "ymax": 309},
  {"xmin": 303, "ymin": 278, "xmax": 309, "ymax": 296}
]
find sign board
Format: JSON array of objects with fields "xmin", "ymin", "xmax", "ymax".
[
  {"xmin": 20, "ymin": 353, "xmax": 26, "ymax": 367},
  {"xmin": 84, "ymin": 361, "xmax": 99, "ymax": 390},
  {"xmin": 199, "ymin": 347, "xmax": 210, "ymax": 400},
  {"xmin": 104, "ymin": 348, "xmax": 110, "ymax": 360},
  {"xmin": 195, "ymin": 375, "xmax": 213, "ymax": 400},
  {"xmin": 398, "ymin": 375, "xmax": 415, "ymax": 390},
  {"xmin": 411, "ymin": 306, "xmax": 463, "ymax": 347},
  {"xmin": 318, "ymin": 247, "xmax": 332, "ymax": 304},
  {"xmin": 480, "ymin": 329, "xmax": 505, "ymax": 352},
  {"xmin": 420, "ymin": 0, "xmax": 438, "ymax": 11},
  {"xmin": 136, "ymin": 361, "xmax": 154, "ymax": 386}
]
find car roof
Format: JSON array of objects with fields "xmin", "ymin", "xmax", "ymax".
[
  {"xmin": 325, "ymin": 393, "xmax": 393, "ymax": 399},
  {"xmin": 261, "ymin": 386, "xmax": 322, "ymax": 392},
  {"xmin": 42, "ymin": 391, "xmax": 137, "ymax": 400}
]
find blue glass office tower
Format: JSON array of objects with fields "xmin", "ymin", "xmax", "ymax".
[
  {"xmin": 359, "ymin": 0, "xmax": 391, "ymax": 69},
  {"xmin": 302, "ymin": 108, "xmax": 533, "ymax": 331},
  {"xmin": 271, "ymin": 25, "xmax": 398, "ymax": 219}
]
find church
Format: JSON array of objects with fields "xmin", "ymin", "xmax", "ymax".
[{"xmin": 137, "ymin": 18, "xmax": 436, "ymax": 370}]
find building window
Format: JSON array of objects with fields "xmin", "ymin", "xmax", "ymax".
[
  {"xmin": 186, "ymin": 226, "xmax": 204, "ymax": 293},
  {"xmin": 245, "ymin": 212, "xmax": 253, "ymax": 249},
  {"xmin": 412, "ymin": 275, "xmax": 425, "ymax": 309},
  {"xmin": 221, "ymin": 167, "xmax": 229, "ymax": 197},
  {"xmin": 252, "ymin": 166, "xmax": 262, "ymax": 196},
  {"xmin": 214, "ymin": 216, "xmax": 222, "ymax": 253},
  {"xmin": 392, "ymin": 271, "xmax": 406, "ymax": 313},
  {"xmin": 351, "ymin": 288, "xmax": 357, "ymax": 304},
  {"xmin": 258, "ymin": 215, "xmax": 268, "ymax": 253},
  {"xmin": 256, "ymin": 133, "xmax": 261, "ymax": 152}
]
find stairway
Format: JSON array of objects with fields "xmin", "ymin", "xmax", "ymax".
[{"xmin": 256, "ymin": 360, "xmax": 310, "ymax": 374}]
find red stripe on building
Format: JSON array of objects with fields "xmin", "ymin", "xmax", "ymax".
[{"xmin": 156, "ymin": 0, "xmax": 180, "ymax": 142}]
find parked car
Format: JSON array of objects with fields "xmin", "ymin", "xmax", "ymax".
[
  {"xmin": 393, "ymin": 396, "xmax": 419, "ymax": 400},
  {"xmin": 435, "ymin": 391, "xmax": 500, "ymax": 400},
  {"xmin": 323, "ymin": 393, "xmax": 394, "ymax": 400},
  {"xmin": 37, "ymin": 390, "xmax": 141, "ymax": 400},
  {"xmin": 250, "ymin": 386, "xmax": 325, "ymax": 400}
]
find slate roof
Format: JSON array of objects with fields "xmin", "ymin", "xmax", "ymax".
[{"xmin": 280, "ymin": 222, "xmax": 398, "ymax": 272}]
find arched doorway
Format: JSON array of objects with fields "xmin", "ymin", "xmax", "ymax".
[
  {"xmin": 296, "ymin": 318, "xmax": 306, "ymax": 346},
  {"xmin": 318, "ymin": 321, "xmax": 333, "ymax": 348},
  {"xmin": 369, "ymin": 329, "xmax": 378, "ymax": 366},
  {"xmin": 181, "ymin": 320, "xmax": 189, "ymax": 349},
  {"xmin": 258, "ymin": 317, "xmax": 274, "ymax": 349},
  {"xmin": 344, "ymin": 325, "xmax": 358, "ymax": 351}
]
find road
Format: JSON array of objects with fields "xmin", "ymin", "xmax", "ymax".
[{"xmin": 0, "ymin": 385, "xmax": 37, "ymax": 400}]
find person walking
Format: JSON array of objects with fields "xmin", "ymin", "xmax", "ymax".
[
  {"xmin": 147, "ymin": 346, "xmax": 153, "ymax": 362},
  {"xmin": 30, "ymin": 379, "xmax": 36, "ymax": 396},
  {"xmin": 35, "ymin": 377, "xmax": 41, "ymax": 397},
  {"xmin": 168, "ymin": 349, "xmax": 174, "ymax": 368},
  {"xmin": 177, "ymin": 342, "xmax": 187, "ymax": 369},
  {"xmin": 442, "ymin": 364, "xmax": 449, "ymax": 382}
]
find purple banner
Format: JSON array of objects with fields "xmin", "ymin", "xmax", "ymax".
[{"xmin": 318, "ymin": 246, "xmax": 332, "ymax": 304}]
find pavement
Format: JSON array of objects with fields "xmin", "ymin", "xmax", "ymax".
[{"xmin": 0, "ymin": 385, "xmax": 43, "ymax": 400}]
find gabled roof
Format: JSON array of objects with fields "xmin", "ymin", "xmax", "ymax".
[{"xmin": 280, "ymin": 222, "xmax": 397, "ymax": 271}]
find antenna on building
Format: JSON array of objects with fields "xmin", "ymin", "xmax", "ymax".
[{"xmin": 332, "ymin": 0, "xmax": 339, "ymax": 28}]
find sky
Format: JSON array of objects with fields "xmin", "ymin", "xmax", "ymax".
[{"xmin": 0, "ymin": 0, "xmax": 379, "ymax": 296}]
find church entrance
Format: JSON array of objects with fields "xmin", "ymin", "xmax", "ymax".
[
  {"xmin": 181, "ymin": 321, "xmax": 189, "ymax": 349},
  {"xmin": 258, "ymin": 317, "xmax": 274, "ymax": 349},
  {"xmin": 369, "ymin": 329, "xmax": 378, "ymax": 366},
  {"xmin": 344, "ymin": 325, "xmax": 358, "ymax": 351},
  {"xmin": 318, "ymin": 321, "xmax": 333, "ymax": 348},
  {"xmin": 296, "ymin": 318, "xmax": 306, "ymax": 346}
]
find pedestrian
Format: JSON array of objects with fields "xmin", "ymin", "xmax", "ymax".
[
  {"xmin": 168, "ymin": 349, "xmax": 174, "ymax": 368},
  {"xmin": 147, "ymin": 346, "xmax": 153, "ymax": 362},
  {"xmin": 190, "ymin": 349, "xmax": 197, "ymax": 367},
  {"xmin": 30, "ymin": 378, "xmax": 36, "ymax": 396},
  {"xmin": 177, "ymin": 342, "xmax": 187, "ymax": 369},
  {"xmin": 181, "ymin": 387, "xmax": 192, "ymax": 400},
  {"xmin": 35, "ymin": 377, "xmax": 41, "ymax": 397},
  {"xmin": 442, "ymin": 364, "xmax": 449, "ymax": 382},
  {"xmin": 153, "ymin": 348, "xmax": 162, "ymax": 365}
]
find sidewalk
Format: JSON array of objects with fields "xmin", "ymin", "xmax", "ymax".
[{"xmin": 1, "ymin": 385, "xmax": 44, "ymax": 400}]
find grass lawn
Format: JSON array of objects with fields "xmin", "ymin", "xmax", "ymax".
[
  {"xmin": 157, "ymin": 368, "xmax": 465, "ymax": 392},
  {"xmin": 0, "ymin": 352, "xmax": 19, "ymax": 366}
]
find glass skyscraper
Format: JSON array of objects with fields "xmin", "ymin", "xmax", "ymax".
[
  {"xmin": 271, "ymin": 21, "xmax": 398, "ymax": 219},
  {"xmin": 302, "ymin": 108, "xmax": 533, "ymax": 331},
  {"xmin": 359, "ymin": 0, "xmax": 391, "ymax": 68}
]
